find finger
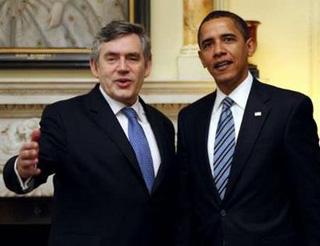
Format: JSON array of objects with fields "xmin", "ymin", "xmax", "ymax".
[
  {"xmin": 18, "ymin": 166, "xmax": 41, "ymax": 179},
  {"xmin": 17, "ymin": 158, "xmax": 41, "ymax": 178},
  {"xmin": 19, "ymin": 149, "xmax": 39, "ymax": 161},
  {"xmin": 31, "ymin": 128, "xmax": 41, "ymax": 142},
  {"xmin": 20, "ymin": 142, "xmax": 39, "ymax": 152},
  {"xmin": 20, "ymin": 164, "xmax": 41, "ymax": 174},
  {"xmin": 32, "ymin": 168, "xmax": 41, "ymax": 176},
  {"xmin": 17, "ymin": 154, "xmax": 38, "ymax": 170},
  {"xmin": 19, "ymin": 158, "xmax": 39, "ymax": 168}
]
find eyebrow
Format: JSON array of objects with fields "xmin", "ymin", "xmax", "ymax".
[
  {"xmin": 104, "ymin": 52, "xmax": 141, "ymax": 57},
  {"xmin": 200, "ymin": 38, "xmax": 213, "ymax": 47},
  {"xmin": 221, "ymin": 33, "xmax": 237, "ymax": 38},
  {"xmin": 200, "ymin": 32, "xmax": 237, "ymax": 46}
]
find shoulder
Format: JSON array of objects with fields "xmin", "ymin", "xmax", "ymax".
[
  {"xmin": 254, "ymin": 80, "xmax": 312, "ymax": 107},
  {"xmin": 42, "ymin": 86, "xmax": 96, "ymax": 116},
  {"xmin": 178, "ymin": 92, "xmax": 214, "ymax": 120}
]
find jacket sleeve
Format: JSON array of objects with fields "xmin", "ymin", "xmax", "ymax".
[
  {"xmin": 284, "ymin": 95, "xmax": 320, "ymax": 246},
  {"xmin": 175, "ymin": 109, "xmax": 194, "ymax": 246}
]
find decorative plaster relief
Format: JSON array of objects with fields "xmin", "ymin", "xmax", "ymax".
[
  {"xmin": 0, "ymin": 118, "xmax": 40, "ymax": 170},
  {"xmin": 0, "ymin": 118, "xmax": 54, "ymax": 197}
]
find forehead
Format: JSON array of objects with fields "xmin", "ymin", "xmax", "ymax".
[
  {"xmin": 199, "ymin": 17, "xmax": 242, "ymax": 41},
  {"xmin": 100, "ymin": 34, "xmax": 143, "ymax": 54}
]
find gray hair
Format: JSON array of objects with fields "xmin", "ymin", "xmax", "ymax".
[{"xmin": 90, "ymin": 21, "xmax": 151, "ymax": 62}]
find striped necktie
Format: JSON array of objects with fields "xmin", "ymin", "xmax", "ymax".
[
  {"xmin": 122, "ymin": 107, "xmax": 155, "ymax": 193},
  {"xmin": 213, "ymin": 97, "xmax": 235, "ymax": 199}
]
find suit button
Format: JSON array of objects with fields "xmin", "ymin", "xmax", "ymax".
[{"xmin": 220, "ymin": 209, "xmax": 227, "ymax": 216}]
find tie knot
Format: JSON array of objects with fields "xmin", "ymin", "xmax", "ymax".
[
  {"xmin": 222, "ymin": 97, "xmax": 234, "ymax": 109},
  {"xmin": 122, "ymin": 107, "xmax": 137, "ymax": 120}
]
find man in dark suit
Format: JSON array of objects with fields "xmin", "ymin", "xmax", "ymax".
[
  {"xmin": 177, "ymin": 10, "xmax": 320, "ymax": 246},
  {"xmin": 3, "ymin": 21, "xmax": 176, "ymax": 246}
]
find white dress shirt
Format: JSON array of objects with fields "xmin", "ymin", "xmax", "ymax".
[
  {"xmin": 207, "ymin": 73, "xmax": 253, "ymax": 175},
  {"xmin": 99, "ymin": 86, "xmax": 161, "ymax": 175}
]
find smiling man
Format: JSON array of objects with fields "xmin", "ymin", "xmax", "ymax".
[
  {"xmin": 177, "ymin": 10, "xmax": 320, "ymax": 246},
  {"xmin": 3, "ymin": 21, "xmax": 177, "ymax": 246}
]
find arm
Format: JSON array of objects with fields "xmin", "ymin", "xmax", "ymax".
[
  {"xmin": 175, "ymin": 110, "xmax": 193, "ymax": 246},
  {"xmin": 4, "ymin": 103, "xmax": 66, "ymax": 194},
  {"xmin": 284, "ymin": 95, "xmax": 320, "ymax": 246}
]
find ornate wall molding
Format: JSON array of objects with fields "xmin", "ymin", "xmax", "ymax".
[
  {"xmin": 0, "ymin": 104, "xmax": 44, "ymax": 118},
  {"xmin": 0, "ymin": 78, "xmax": 214, "ymax": 104}
]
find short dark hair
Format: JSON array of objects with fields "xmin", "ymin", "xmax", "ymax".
[
  {"xmin": 90, "ymin": 21, "xmax": 151, "ymax": 62},
  {"xmin": 197, "ymin": 10, "xmax": 250, "ymax": 47}
]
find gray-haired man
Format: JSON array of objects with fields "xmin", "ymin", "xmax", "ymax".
[{"xmin": 4, "ymin": 21, "xmax": 177, "ymax": 246}]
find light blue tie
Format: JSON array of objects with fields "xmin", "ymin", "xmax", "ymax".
[
  {"xmin": 122, "ymin": 107, "xmax": 155, "ymax": 193},
  {"xmin": 213, "ymin": 97, "xmax": 235, "ymax": 199}
]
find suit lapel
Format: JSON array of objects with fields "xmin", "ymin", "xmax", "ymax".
[
  {"xmin": 85, "ymin": 85, "xmax": 145, "ymax": 183},
  {"xmin": 223, "ymin": 79, "xmax": 271, "ymax": 202}
]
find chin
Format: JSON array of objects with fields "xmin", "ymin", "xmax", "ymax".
[
  {"xmin": 214, "ymin": 70, "xmax": 237, "ymax": 82},
  {"xmin": 214, "ymin": 76, "xmax": 233, "ymax": 84},
  {"xmin": 121, "ymin": 95, "xmax": 137, "ymax": 105}
]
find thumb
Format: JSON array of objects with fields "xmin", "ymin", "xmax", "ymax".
[{"xmin": 31, "ymin": 128, "xmax": 41, "ymax": 142}]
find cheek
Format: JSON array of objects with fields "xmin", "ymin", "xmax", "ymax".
[
  {"xmin": 201, "ymin": 55, "xmax": 212, "ymax": 67},
  {"xmin": 136, "ymin": 66, "xmax": 149, "ymax": 78}
]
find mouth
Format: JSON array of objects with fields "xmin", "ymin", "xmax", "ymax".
[
  {"xmin": 115, "ymin": 78, "xmax": 132, "ymax": 83},
  {"xmin": 214, "ymin": 60, "xmax": 233, "ymax": 71},
  {"xmin": 114, "ymin": 78, "xmax": 133, "ymax": 88}
]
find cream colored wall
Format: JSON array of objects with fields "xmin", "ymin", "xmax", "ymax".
[
  {"xmin": 229, "ymin": 0, "xmax": 311, "ymax": 92},
  {"xmin": 149, "ymin": 0, "xmax": 183, "ymax": 80},
  {"xmin": 150, "ymin": 0, "xmax": 320, "ymax": 126},
  {"xmin": 150, "ymin": 0, "xmax": 314, "ymax": 89},
  {"xmin": 228, "ymin": 0, "xmax": 319, "ymax": 127}
]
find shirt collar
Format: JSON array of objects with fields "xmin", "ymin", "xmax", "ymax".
[
  {"xmin": 99, "ymin": 85, "xmax": 145, "ymax": 121},
  {"xmin": 213, "ymin": 72, "xmax": 253, "ymax": 112}
]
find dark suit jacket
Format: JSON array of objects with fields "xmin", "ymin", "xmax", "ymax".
[
  {"xmin": 177, "ymin": 79, "xmax": 320, "ymax": 246},
  {"xmin": 3, "ymin": 85, "xmax": 177, "ymax": 246}
]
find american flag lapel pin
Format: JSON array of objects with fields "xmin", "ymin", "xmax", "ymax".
[{"xmin": 254, "ymin": 112, "xmax": 262, "ymax": 117}]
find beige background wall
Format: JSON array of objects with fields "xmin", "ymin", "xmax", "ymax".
[{"xmin": 150, "ymin": 0, "xmax": 320, "ymax": 125}]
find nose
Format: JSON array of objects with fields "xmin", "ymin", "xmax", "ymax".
[
  {"xmin": 117, "ymin": 57, "xmax": 129, "ymax": 72},
  {"xmin": 213, "ymin": 41, "xmax": 226, "ymax": 57}
]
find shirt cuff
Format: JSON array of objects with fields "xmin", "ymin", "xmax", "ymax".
[{"xmin": 14, "ymin": 158, "xmax": 34, "ymax": 191}]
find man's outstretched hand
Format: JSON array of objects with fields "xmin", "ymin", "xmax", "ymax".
[{"xmin": 17, "ymin": 128, "xmax": 41, "ymax": 180}]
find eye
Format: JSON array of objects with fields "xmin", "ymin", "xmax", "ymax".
[
  {"xmin": 127, "ymin": 54, "xmax": 140, "ymax": 61},
  {"xmin": 223, "ymin": 36, "xmax": 236, "ymax": 43},
  {"xmin": 201, "ymin": 41, "xmax": 212, "ymax": 50},
  {"xmin": 105, "ymin": 56, "xmax": 117, "ymax": 63}
]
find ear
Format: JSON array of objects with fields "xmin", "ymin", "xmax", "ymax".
[
  {"xmin": 198, "ymin": 50, "xmax": 207, "ymax": 68},
  {"xmin": 246, "ymin": 37, "xmax": 257, "ymax": 57},
  {"xmin": 144, "ymin": 58, "xmax": 152, "ymax": 78},
  {"xmin": 89, "ymin": 59, "xmax": 99, "ymax": 78}
]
